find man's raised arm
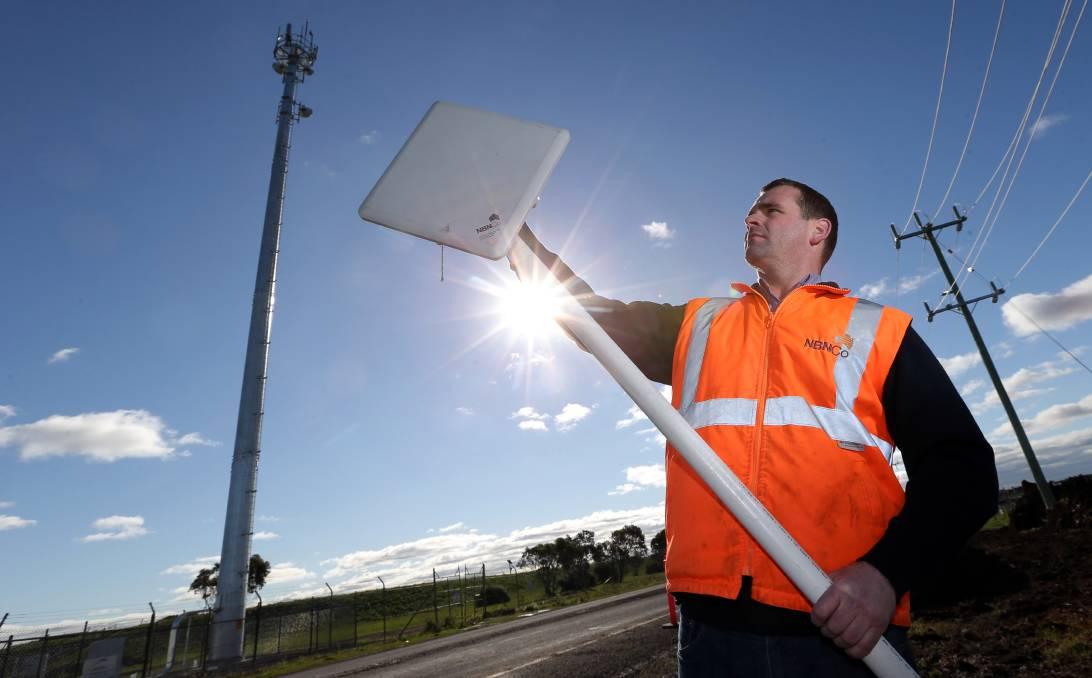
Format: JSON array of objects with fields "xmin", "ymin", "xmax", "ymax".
[{"xmin": 510, "ymin": 225, "xmax": 684, "ymax": 385}]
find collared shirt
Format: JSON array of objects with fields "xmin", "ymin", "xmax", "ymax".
[{"xmin": 753, "ymin": 274, "xmax": 815, "ymax": 312}]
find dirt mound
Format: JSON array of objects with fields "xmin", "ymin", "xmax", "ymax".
[
  {"xmin": 912, "ymin": 475, "xmax": 1092, "ymax": 677},
  {"xmin": 1010, "ymin": 475, "xmax": 1092, "ymax": 530}
]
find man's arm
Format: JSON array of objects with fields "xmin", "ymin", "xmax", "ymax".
[
  {"xmin": 510, "ymin": 225, "xmax": 684, "ymax": 384},
  {"xmin": 862, "ymin": 325, "xmax": 1000, "ymax": 595},
  {"xmin": 812, "ymin": 325, "xmax": 999, "ymax": 658}
]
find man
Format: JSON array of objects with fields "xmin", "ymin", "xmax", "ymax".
[{"xmin": 514, "ymin": 178, "xmax": 998, "ymax": 676}]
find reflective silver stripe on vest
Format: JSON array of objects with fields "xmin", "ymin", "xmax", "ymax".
[
  {"xmin": 834, "ymin": 299, "xmax": 883, "ymax": 412},
  {"xmin": 681, "ymin": 398, "xmax": 757, "ymax": 429},
  {"xmin": 763, "ymin": 396, "xmax": 895, "ymax": 461},
  {"xmin": 677, "ymin": 296, "xmax": 894, "ymax": 459},
  {"xmin": 679, "ymin": 298, "xmax": 736, "ymax": 412}
]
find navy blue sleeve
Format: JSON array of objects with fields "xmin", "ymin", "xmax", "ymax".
[{"xmin": 860, "ymin": 326, "xmax": 1000, "ymax": 598}]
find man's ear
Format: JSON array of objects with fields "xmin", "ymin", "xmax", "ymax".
[{"xmin": 809, "ymin": 218, "xmax": 832, "ymax": 247}]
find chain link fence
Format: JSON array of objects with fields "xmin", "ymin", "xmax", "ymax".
[{"xmin": 1, "ymin": 563, "xmax": 537, "ymax": 677}]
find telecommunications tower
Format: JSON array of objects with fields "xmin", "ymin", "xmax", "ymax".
[{"xmin": 210, "ymin": 23, "xmax": 317, "ymax": 663}]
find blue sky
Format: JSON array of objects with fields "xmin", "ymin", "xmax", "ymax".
[{"xmin": 2, "ymin": 1, "xmax": 1090, "ymax": 635}]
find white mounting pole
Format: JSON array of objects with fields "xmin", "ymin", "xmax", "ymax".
[{"xmin": 508, "ymin": 236, "xmax": 917, "ymax": 678}]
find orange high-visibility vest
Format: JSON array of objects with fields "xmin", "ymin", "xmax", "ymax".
[{"xmin": 665, "ymin": 283, "xmax": 913, "ymax": 627}]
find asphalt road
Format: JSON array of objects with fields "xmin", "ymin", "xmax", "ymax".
[{"xmin": 286, "ymin": 585, "xmax": 678, "ymax": 678}]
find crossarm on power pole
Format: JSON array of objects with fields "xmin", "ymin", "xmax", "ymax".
[{"xmin": 888, "ymin": 207, "xmax": 1055, "ymax": 510}]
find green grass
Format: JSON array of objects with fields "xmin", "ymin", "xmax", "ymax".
[{"xmin": 980, "ymin": 510, "xmax": 1010, "ymax": 530}]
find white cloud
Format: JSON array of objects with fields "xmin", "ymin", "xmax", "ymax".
[
  {"xmin": 358, "ymin": 130, "xmax": 381, "ymax": 145},
  {"xmin": 321, "ymin": 503, "xmax": 665, "ymax": 590},
  {"xmin": 991, "ymin": 425, "xmax": 1092, "ymax": 486},
  {"xmin": 258, "ymin": 514, "xmax": 281, "ymax": 522},
  {"xmin": 641, "ymin": 221, "xmax": 675, "ymax": 247},
  {"xmin": 554, "ymin": 403, "xmax": 591, "ymax": 431},
  {"xmin": 0, "ymin": 405, "xmax": 15, "ymax": 422},
  {"xmin": 505, "ymin": 351, "xmax": 555, "ymax": 373},
  {"xmin": 1022, "ymin": 390, "xmax": 1092, "ymax": 434},
  {"xmin": 518, "ymin": 420, "xmax": 548, "ymax": 431},
  {"xmin": 1028, "ymin": 113, "xmax": 1069, "ymax": 139},
  {"xmin": 253, "ymin": 531, "xmax": 280, "ymax": 541},
  {"xmin": 454, "ymin": 407, "xmax": 474, "ymax": 416},
  {"xmin": 971, "ymin": 354, "xmax": 1076, "ymax": 413},
  {"xmin": 939, "ymin": 351, "xmax": 982, "ymax": 379},
  {"xmin": 858, "ymin": 279, "xmax": 889, "ymax": 299},
  {"xmin": 960, "ymin": 379, "xmax": 986, "ymax": 397},
  {"xmin": 268, "ymin": 562, "xmax": 316, "ymax": 585},
  {"xmin": 616, "ymin": 386, "xmax": 671, "ymax": 431},
  {"xmin": 0, "ymin": 410, "xmax": 212, "ymax": 463},
  {"xmin": 857, "ymin": 272, "xmax": 939, "ymax": 299},
  {"xmin": 616, "ymin": 404, "xmax": 648, "ymax": 429},
  {"xmin": 1002, "ymin": 274, "xmax": 1092, "ymax": 337},
  {"xmin": 0, "ymin": 514, "xmax": 36, "ymax": 530},
  {"xmin": 437, "ymin": 522, "xmax": 465, "ymax": 533},
  {"xmin": 609, "ymin": 464, "xmax": 666, "ymax": 495},
  {"xmin": 81, "ymin": 515, "xmax": 148, "ymax": 542},
  {"xmin": 176, "ymin": 432, "xmax": 219, "ymax": 447},
  {"xmin": 160, "ymin": 556, "xmax": 219, "ymax": 577},
  {"xmin": 0, "ymin": 500, "xmax": 12, "ymax": 509},
  {"xmin": 512, "ymin": 406, "xmax": 548, "ymax": 421},
  {"xmin": 48, "ymin": 347, "xmax": 80, "ymax": 364}
]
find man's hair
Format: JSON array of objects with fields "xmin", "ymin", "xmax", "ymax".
[{"xmin": 762, "ymin": 178, "xmax": 838, "ymax": 266}]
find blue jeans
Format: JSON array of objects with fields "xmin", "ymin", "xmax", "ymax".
[{"xmin": 677, "ymin": 612, "xmax": 916, "ymax": 677}]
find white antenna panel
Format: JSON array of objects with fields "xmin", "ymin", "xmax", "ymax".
[{"xmin": 358, "ymin": 101, "xmax": 570, "ymax": 260}]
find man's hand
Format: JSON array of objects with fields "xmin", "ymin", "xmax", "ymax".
[{"xmin": 810, "ymin": 561, "xmax": 896, "ymax": 660}]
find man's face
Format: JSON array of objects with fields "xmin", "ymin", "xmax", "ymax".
[{"xmin": 744, "ymin": 185, "xmax": 813, "ymax": 270}]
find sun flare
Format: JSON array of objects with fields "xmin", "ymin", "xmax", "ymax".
[{"xmin": 495, "ymin": 278, "xmax": 566, "ymax": 338}]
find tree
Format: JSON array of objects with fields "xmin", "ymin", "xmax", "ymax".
[
  {"xmin": 520, "ymin": 543, "xmax": 561, "ymax": 597},
  {"xmin": 650, "ymin": 528, "xmax": 667, "ymax": 561},
  {"xmin": 189, "ymin": 563, "xmax": 220, "ymax": 608},
  {"xmin": 608, "ymin": 525, "xmax": 648, "ymax": 581},
  {"xmin": 188, "ymin": 553, "xmax": 271, "ymax": 607},
  {"xmin": 247, "ymin": 553, "xmax": 271, "ymax": 594}
]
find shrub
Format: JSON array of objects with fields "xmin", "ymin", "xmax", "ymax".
[
  {"xmin": 475, "ymin": 585, "xmax": 510, "ymax": 607},
  {"xmin": 645, "ymin": 558, "xmax": 665, "ymax": 574}
]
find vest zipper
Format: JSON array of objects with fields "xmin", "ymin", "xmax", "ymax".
[{"xmin": 743, "ymin": 294, "xmax": 776, "ymax": 582}]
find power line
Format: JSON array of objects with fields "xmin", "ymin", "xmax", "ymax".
[
  {"xmin": 1005, "ymin": 300, "xmax": 1092, "ymax": 376},
  {"xmin": 900, "ymin": 0, "xmax": 957, "ymax": 235},
  {"xmin": 970, "ymin": 0, "xmax": 1073, "ymax": 210},
  {"xmin": 931, "ymin": 0, "xmax": 1007, "ymax": 219},
  {"xmin": 955, "ymin": 0, "xmax": 1076, "ymax": 296},
  {"xmin": 1008, "ymin": 168, "xmax": 1092, "ymax": 283},
  {"xmin": 963, "ymin": 0, "xmax": 1088, "ymax": 292},
  {"xmin": 938, "ymin": 237, "xmax": 1092, "ymax": 378}
]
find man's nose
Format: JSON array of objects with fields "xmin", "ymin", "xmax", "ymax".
[{"xmin": 745, "ymin": 213, "xmax": 761, "ymax": 229}]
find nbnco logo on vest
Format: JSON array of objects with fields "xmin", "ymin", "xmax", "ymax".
[{"xmin": 803, "ymin": 333, "xmax": 855, "ymax": 359}]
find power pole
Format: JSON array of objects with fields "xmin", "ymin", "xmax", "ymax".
[
  {"xmin": 211, "ymin": 23, "xmax": 318, "ymax": 663},
  {"xmin": 889, "ymin": 208, "xmax": 1055, "ymax": 509}
]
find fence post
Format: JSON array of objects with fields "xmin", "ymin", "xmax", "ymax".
[
  {"xmin": 308, "ymin": 598, "xmax": 315, "ymax": 654},
  {"xmin": 481, "ymin": 563, "xmax": 487, "ymax": 620},
  {"xmin": 276, "ymin": 615, "xmax": 282, "ymax": 655},
  {"xmin": 352, "ymin": 594, "xmax": 359, "ymax": 647},
  {"xmin": 432, "ymin": 569, "xmax": 439, "ymax": 631},
  {"xmin": 201, "ymin": 611, "xmax": 211, "ymax": 671},
  {"xmin": 141, "ymin": 603, "xmax": 155, "ymax": 678},
  {"xmin": 325, "ymin": 583, "xmax": 333, "ymax": 651},
  {"xmin": 377, "ymin": 577, "xmax": 386, "ymax": 647},
  {"xmin": 35, "ymin": 630, "xmax": 50, "ymax": 678},
  {"xmin": 72, "ymin": 621, "xmax": 89, "ymax": 678},
  {"xmin": 1, "ymin": 634, "xmax": 11, "ymax": 678},
  {"xmin": 252, "ymin": 592, "xmax": 262, "ymax": 662}
]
